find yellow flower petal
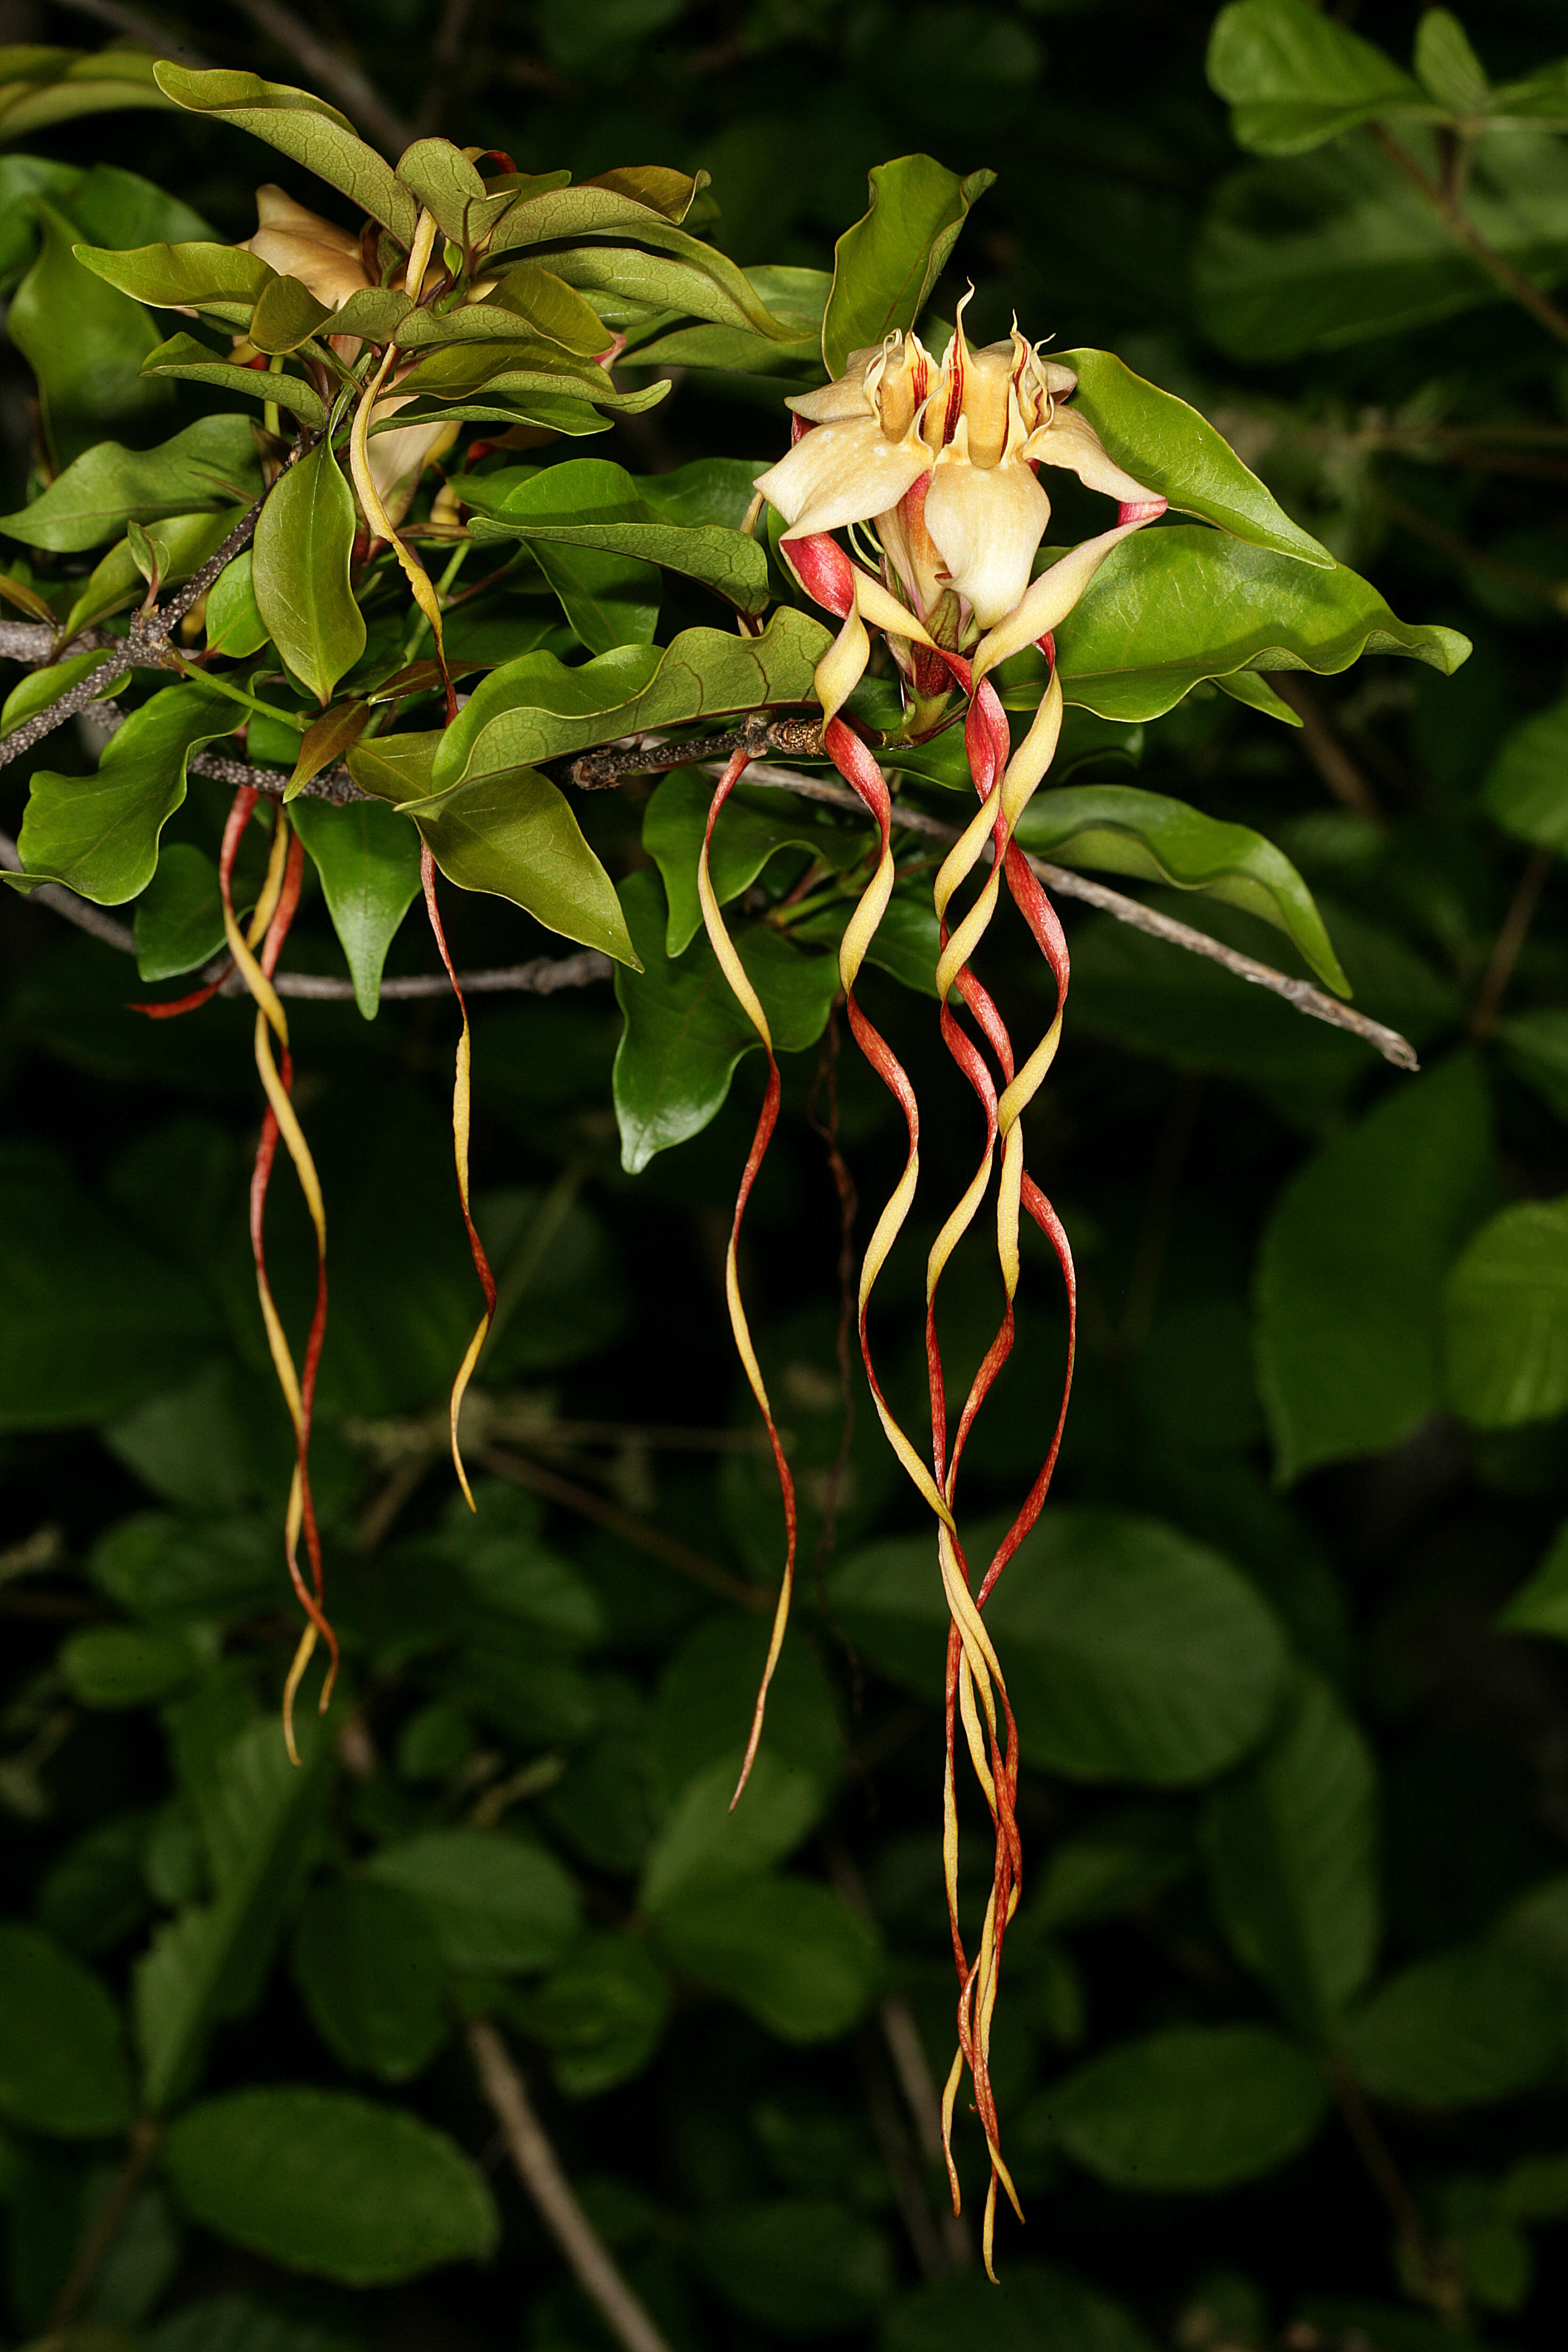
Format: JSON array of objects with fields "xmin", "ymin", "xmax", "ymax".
[
  {"xmin": 755, "ymin": 416, "xmax": 929, "ymax": 540},
  {"xmin": 1023, "ymin": 405, "xmax": 1157, "ymax": 508},
  {"xmin": 924, "ymin": 453, "xmax": 1050, "ymax": 629}
]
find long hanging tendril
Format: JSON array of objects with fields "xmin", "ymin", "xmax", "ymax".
[{"xmin": 214, "ymin": 787, "xmax": 340, "ymax": 1758}]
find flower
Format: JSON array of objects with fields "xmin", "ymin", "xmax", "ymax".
[
  {"xmin": 243, "ymin": 185, "xmax": 371, "ymax": 310},
  {"xmin": 755, "ymin": 296, "xmax": 1165, "ymax": 652}
]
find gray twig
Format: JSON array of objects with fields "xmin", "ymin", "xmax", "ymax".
[
  {"xmin": 734, "ymin": 760, "xmax": 1421, "ymax": 1073},
  {"xmin": 228, "ymin": 0, "xmax": 414, "ymax": 155},
  {"xmin": 467, "ymin": 2018, "xmax": 676, "ymax": 2352},
  {"xmin": 48, "ymin": 0, "xmax": 211, "ymax": 61}
]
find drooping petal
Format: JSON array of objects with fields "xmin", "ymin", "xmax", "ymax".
[
  {"xmin": 244, "ymin": 184, "xmax": 371, "ymax": 310},
  {"xmin": 924, "ymin": 454, "xmax": 1050, "ymax": 629},
  {"xmin": 972, "ymin": 516, "xmax": 1146, "ymax": 680},
  {"xmin": 755, "ymin": 416, "xmax": 929, "ymax": 540},
  {"xmin": 1023, "ymin": 404, "xmax": 1157, "ymax": 509},
  {"xmin": 367, "ymin": 393, "xmax": 460, "ymax": 531}
]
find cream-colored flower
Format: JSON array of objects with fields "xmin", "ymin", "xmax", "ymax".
[
  {"xmin": 756, "ymin": 297, "xmax": 1164, "ymax": 641},
  {"xmin": 243, "ymin": 185, "xmax": 371, "ymax": 310},
  {"xmin": 365, "ymin": 394, "xmax": 459, "ymax": 532}
]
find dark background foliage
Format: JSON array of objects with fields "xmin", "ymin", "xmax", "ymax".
[{"xmin": 3, "ymin": 2, "xmax": 1568, "ymax": 2349}]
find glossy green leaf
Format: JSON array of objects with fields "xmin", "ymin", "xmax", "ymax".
[
  {"xmin": 0, "ymin": 46, "xmax": 172, "ymax": 140},
  {"xmin": 345, "ymin": 727, "xmax": 440, "ymax": 805},
  {"xmin": 642, "ymin": 1751, "xmax": 827, "ymax": 1913},
  {"xmin": 507, "ymin": 1932, "xmax": 672, "ymax": 2097},
  {"xmin": 437, "ymin": 607, "xmax": 830, "ymax": 785},
  {"xmin": 1058, "ymin": 348, "xmax": 1331, "ymax": 566},
  {"xmin": 613, "ymin": 868, "xmax": 840, "ymax": 1172},
  {"xmin": 655, "ymin": 1875, "xmax": 882, "ymax": 2042},
  {"xmin": 248, "ymin": 271, "xmax": 332, "ymax": 356},
  {"xmin": 73, "ymin": 237, "xmax": 273, "ymax": 321},
  {"xmin": 692, "ymin": 2198, "xmax": 894, "ymax": 2333},
  {"xmin": 8, "ymin": 196, "xmax": 171, "ymax": 465},
  {"xmin": 884, "ymin": 2263, "xmax": 1157, "ymax": 2352},
  {"xmin": 60, "ymin": 505, "xmax": 243, "ymax": 640},
  {"xmin": 392, "ymin": 336, "xmax": 672, "ymax": 411},
  {"xmin": 644, "ymin": 767, "xmax": 868, "ymax": 956},
  {"xmin": 137, "ymin": 1715, "xmax": 335, "ymax": 2111},
  {"xmin": 163, "ymin": 2088, "xmax": 498, "ymax": 2284},
  {"xmin": 539, "ymin": 234, "xmax": 805, "ymax": 343},
  {"xmin": 1207, "ymin": 0, "xmax": 1430, "ymax": 155},
  {"xmin": 463, "ymin": 457, "xmax": 770, "ymax": 614},
  {"xmin": 823, "ymin": 154, "xmax": 994, "ymax": 377},
  {"xmin": 1051, "ymin": 527, "xmax": 1469, "ymax": 722},
  {"xmin": 18, "ymin": 681, "xmax": 241, "ymax": 905},
  {"xmin": 1482, "ymin": 695, "xmax": 1568, "ymax": 850},
  {"xmin": 1201, "ymin": 1672, "xmax": 1380, "ymax": 2036},
  {"xmin": 132, "ymin": 842, "xmax": 226, "ymax": 981},
  {"xmin": 290, "ymin": 1879, "xmax": 448, "ymax": 2083},
  {"xmin": 152, "ymin": 64, "xmax": 419, "ymax": 243},
  {"xmin": 1039, "ymin": 2025, "xmax": 1329, "ymax": 2189},
  {"xmin": 204, "ymin": 548, "xmax": 271, "ymax": 657},
  {"xmin": 1338, "ymin": 1949, "xmax": 1563, "ymax": 2107},
  {"xmin": 252, "ymin": 442, "xmax": 365, "ymax": 706},
  {"xmin": 1016, "ymin": 784, "xmax": 1348, "ymax": 995},
  {"xmin": 366, "ymin": 1829, "xmax": 580, "ymax": 1973},
  {"xmin": 1443, "ymin": 1196, "xmax": 1568, "ymax": 1429},
  {"xmin": 487, "ymin": 166, "xmax": 705, "ymax": 255},
  {"xmin": 396, "ymin": 767, "xmax": 637, "ymax": 964},
  {"xmin": 395, "ymin": 136, "xmax": 512, "ymax": 243},
  {"xmin": 288, "ymin": 797, "xmax": 422, "ymax": 1019},
  {"xmin": 1195, "ymin": 132, "xmax": 1568, "ymax": 360},
  {"xmin": 482, "ymin": 260, "xmax": 611, "ymax": 355},
  {"xmin": 1, "ymin": 647, "xmax": 127, "ymax": 735},
  {"xmin": 833, "ymin": 1509, "xmax": 1288, "ymax": 1786},
  {"xmin": 1256, "ymin": 1057, "xmax": 1497, "ymax": 1482},
  {"xmin": 0, "ymin": 413, "xmax": 261, "ymax": 551},
  {"xmin": 0, "ymin": 1926, "xmax": 131, "ymax": 2136}
]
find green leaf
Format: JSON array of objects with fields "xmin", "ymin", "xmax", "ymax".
[
  {"xmin": 645, "ymin": 766, "xmax": 868, "ymax": 957},
  {"xmin": 1443, "ymin": 1196, "xmax": 1568, "ymax": 1429},
  {"xmin": 61, "ymin": 506, "xmax": 243, "ymax": 640},
  {"xmin": 1414, "ymin": 10, "xmax": 1491, "ymax": 114},
  {"xmin": 1200, "ymin": 1672, "xmax": 1380, "ymax": 2037},
  {"xmin": 1016, "ymin": 783, "xmax": 1348, "ymax": 996},
  {"xmin": 464, "ymin": 457, "xmax": 769, "ymax": 615},
  {"xmin": 252, "ymin": 442, "xmax": 365, "ymax": 707},
  {"xmin": 366, "ymin": 1829, "xmax": 580, "ymax": 1973},
  {"xmin": 394, "ymin": 338, "xmax": 672, "ymax": 414},
  {"xmin": 641, "ymin": 1751, "xmax": 826, "ymax": 1913},
  {"xmin": 539, "ymin": 234, "xmax": 804, "ymax": 344},
  {"xmin": 832, "ymin": 1508, "xmax": 1288, "ymax": 1785},
  {"xmin": 822, "ymin": 154, "xmax": 994, "ymax": 378},
  {"xmin": 0, "ymin": 413, "xmax": 261, "ymax": 551},
  {"xmin": 37, "ymin": 1812, "xmax": 153, "ymax": 1958},
  {"xmin": 884, "ymin": 2264, "xmax": 1157, "ymax": 2352},
  {"xmin": 1035, "ymin": 1810, "xmax": 1193, "ymax": 1934},
  {"xmin": 290, "ymin": 1879, "xmax": 448, "ymax": 2083},
  {"xmin": 147, "ymin": 2294, "xmax": 361, "ymax": 2352},
  {"xmin": 91, "ymin": 1511, "xmax": 279, "ymax": 1622},
  {"xmin": 59, "ymin": 1623, "xmax": 208, "ymax": 1708},
  {"xmin": 141, "ymin": 335, "xmax": 327, "ymax": 431},
  {"xmin": 8, "ymin": 196, "xmax": 171, "ymax": 466},
  {"xmin": 1500, "ymin": 1521, "xmax": 1568, "ymax": 1642},
  {"xmin": 655, "ymin": 1612, "xmax": 845, "ymax": 1804},
  {"xmin": 692, "ymin": 2198, "xmax": 894, "ymax": 2333},
  {"xmin": 1039, "ymin": 2025, "xmax": 1329, "ymax": 2189},
  {"xmin": 0, "ymin": 1925, "xmax": 131, "ymax": 2137},
  {"xmin": 482, "ymin": 260, "xmax": 612, "ymax": 355},
  {"xmin": 1255, "ymin": 1057, "xmax": 1497, "ymax": 1482},
  {"xmin": 74, "ymin": 237, "xmax": 273, "ymax": 321},
  {"xmin": 18, "ymin": 681, "xmax": 242, "ymax": 905},
  {"xmin": 162, "ymin": 2087, "xmax": 498, "ymax": 2285},
  {"xmin": 436, "ymin": 607, "xmax": 830, "ymax": 785},
  {"xmin": 396, "ymin": 767, "xmax": 637, "ymax": 964},
  {"xmin": 1338, "ymin": 1949, "xmax": 1563, "ymax": 2108},
  {"xmin": 152, "ymin": 64, "xmax": 419, "ymax": 244},
  {"xmin": 133, "ymin": 842, "xmax": 226, "ymax": 982},
  {"xmin": 0, "ymin": 1144, "xmax": 219, "ymax": 1429},
  {"xmin": 2, "ymin": 648, "xmax": 128, "ymax": 735},
  {"xmin": 487, "ymin": 167, "xmax": 706, "ymax": 254},
  {"xmin": 249, "ymin": 272, "xmax": 333, "ymax": 356},
  {"xmin": 136, "ymin": 1715, "xmax": 335, "ymax": 2111},
  {"xmin": 655, "ymin": 1874, "xmax": 882, "ymax": 2042},
  {"xmin": 612, "ymin": 868, "xmax": 840, "ymax": 1173},
  {"xmin": 1058, "ymin": 349, "xmax": 1331, "ymax": 566},
  {"xmin": 1482, "ymin": 695, "xmax": 1568, "ymax": 850},
  {"xmin": 287, "ymin": 797, "xmax": 421, "ymax": 1019},
  {"xmin": 1194, "ymin": 131, "xmax": 1568, "ymax": 361},
  {"xmin": 0, "ymin": 46, "xmax": 173, "ymax": 141},
  {"xmin": 346, "ymin": 727, "xmax": 440, "ymax": 805},
  {"xmin": 204, "ymin": 548, "xmax": 271, "ymax": 658},
  {"xmin": 506, "ymin": 1932, "xmax": 672, "ymax": 2097},
  {"xmin": 1050, "ymin": 527, "xmax": 1469, "ymax": 723},
  {"xmin": 1208, "ymin": 0, "xmax": 1429, "ymax": 155},
  {"xmin": 395, "ymin": 136, "xmax": 513, "ymax": 244}
]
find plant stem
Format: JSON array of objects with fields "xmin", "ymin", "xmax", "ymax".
[
  {"xmin": 477, "ymin": 1442, "xmax": 767, "ymax": 1609},
  {"xmin": 48, "ymin": 2117, "xmax": 160, "ymax": 2334},
  {"xmin": 1471, "ymin": 845, "xmax": 1553, "ymax": 1037},
  {"xmin": 1328, "ymin": 2059, "xmax": 1464, "ymax": 2323},
  {"xmin": 1371, "ymin": 124, "xmax": 1568, "ymax": 351},
  {"xmin": 466, "ymin": 2018, "xmax": 676, "ymax": 2352}
]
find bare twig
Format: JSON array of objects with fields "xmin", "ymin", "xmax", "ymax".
[
  {"xmin": 1471, "ymin": 846, "xmax": 1553, "ymax": 1039},
  {"xmin": 49, "ymin": 0, "xmax": 211, "ymax": 59},
  {"xmin": 1266, "ymin": 675, "xmax": 1383, "ymax": 821},
  {"xmin": 566, "ymin": 711, "xmax": 825, "ymax": 790},
  {"xmin": 1328, "ymin": 2059, "xmax": 1463, "ymax": 2321},
  {"xmin": 227, "ymin": 0, "xmax": 413, "ymax": 155},
  {"xmin": 478, "ymin": 1443, "xmax": 767, "ymax": 1610},
  {"xmin": 467, "ymin": 2019, "xmax": 676, "ymax": 2352},
  {"xmin": 48, "ymin": 2119, "xmax": 160, "ymax": 2334},
  {"xmin": 733, "ymin": 761, "xmax": 1421, "ymax": 1072},
  {"xmin": 1371, "ymin": 125, "xmax": 1568, "ymax": 352}
]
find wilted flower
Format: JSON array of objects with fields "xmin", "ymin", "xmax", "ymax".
[
  {"xmin": 755, "ymin": 295, "xmax": 1165, "ymax": 666},
  {"xmin": 242, "ymin": 184, "xmax": 370, "ymax": 309}
]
